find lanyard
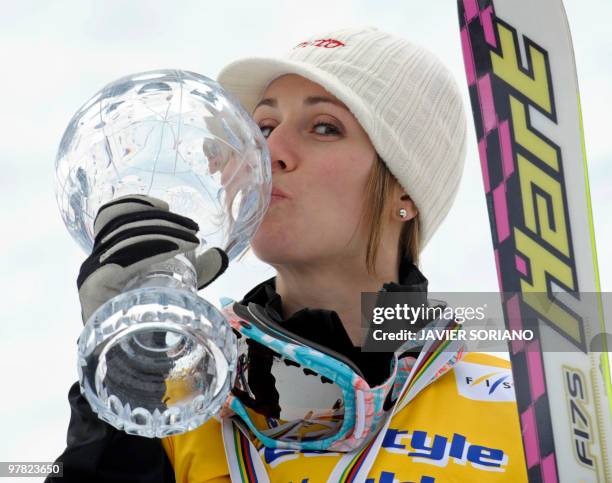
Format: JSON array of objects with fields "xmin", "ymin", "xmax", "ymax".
[{"xmin": 222, "ymin": 320, "xmax": 464, "ymax": 483}]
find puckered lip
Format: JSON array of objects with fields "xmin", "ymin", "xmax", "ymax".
[{"xmin": 271, "ymin": 186, "xmax": 289, "ymax": 199}]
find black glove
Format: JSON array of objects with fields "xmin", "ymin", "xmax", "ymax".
[{"xmin": 77, "ymin": 194, "xmax": 228, "ymax": 322}]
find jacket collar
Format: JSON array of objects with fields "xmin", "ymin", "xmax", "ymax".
[
  {"xmin": 237, "ymin": 258, "xmax": 429, "ymax": 386},
  {"xmin": 241, "ymin": 257, "xmax": 428, "ymax": 311}
]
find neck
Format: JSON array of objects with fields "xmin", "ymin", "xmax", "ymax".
[{"xmin": 273, "ymin": 248, "xmax": 399, "ymax": 346}]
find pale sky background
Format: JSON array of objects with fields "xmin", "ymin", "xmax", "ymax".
[{"xmin": 0, "ymin": 1, "xmax": 610, "ymax": 479}]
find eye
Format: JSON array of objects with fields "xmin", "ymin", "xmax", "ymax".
[
  {"xmin": 313, "ymin": 122, "xmax": 342, "ymax": 136},
  {"xmin": 259, "ymin": 125, "xmax": 274, "ymax": 138}
]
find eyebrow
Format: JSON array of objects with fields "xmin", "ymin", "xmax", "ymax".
[
  {"xmin": 254, "ymin": 98, "xmax": 277, "ymax": 110},
  {"xmin": 254, "ymin": 95, "xmax": 349, "ymax": 112},
  {"xmin": 304, "ymin": 96, "xmax": 349, "ymax": 111}
]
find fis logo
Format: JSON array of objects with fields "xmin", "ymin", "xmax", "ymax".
[
  {"xmin": 454, "ymin": 361, "xmax": 515, "ymax": 402},
  {"xmin": 563, "ymin": 366, "xmax": 598, "ymax": 471},
  {"xmin": 466, "ymin": 371, "xmax": 511, "ymax": 394}
]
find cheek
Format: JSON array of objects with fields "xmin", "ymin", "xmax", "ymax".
[{"xmin": 315, "ymin": 151, "xmax": 373, "ymax": 210}]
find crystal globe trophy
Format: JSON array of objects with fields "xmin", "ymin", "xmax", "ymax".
[{"xmin": 55, "ymin": 70, "xmax": 271, "ymax": 437}]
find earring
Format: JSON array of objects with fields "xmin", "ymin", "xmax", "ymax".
[{"xmin": 399, "ymin": 208, "xmax": 407, "ymax": 219}]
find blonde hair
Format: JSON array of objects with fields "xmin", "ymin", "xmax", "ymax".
[{"xmin": 363, "ymin": 156, "xmax": 420, "ymax": 275}]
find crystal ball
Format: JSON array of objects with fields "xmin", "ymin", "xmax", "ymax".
[{"xmin": 55, "ymin": 69, "xmax": 271, "ymax": 260}]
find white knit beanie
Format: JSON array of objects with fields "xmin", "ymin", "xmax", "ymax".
[{"xmin": 217, "ymin": 26, "xmax": 467, "ymax": 249}]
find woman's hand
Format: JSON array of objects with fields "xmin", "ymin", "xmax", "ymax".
[{"xmin": 77, "ymin": 194, "xmax": 228, "ymax": 323}]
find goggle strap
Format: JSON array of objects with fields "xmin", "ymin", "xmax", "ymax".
[
  {"xmin": 326, "ymin": 319, "xmax": 465, "ymax": 482},
  {"xmin": 240, "ymin": 302, "xmax": 366, "ymax": 379},
  {"xmin": 353, "ymin": 391, "xmax": 366, "ymax": 439}
]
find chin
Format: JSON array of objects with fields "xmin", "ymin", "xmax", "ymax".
[
  {"xmin": 251, "ymin": 238, "xmax": 294, "ymax": 266},
  {"xmin": 251, "ymin": 232, "xmax": 315, "ymax": 267}
]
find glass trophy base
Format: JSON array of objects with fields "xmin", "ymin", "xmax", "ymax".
[{"xmin": 78, "ymin": 282, "xmax": 236, "ymax": 438}]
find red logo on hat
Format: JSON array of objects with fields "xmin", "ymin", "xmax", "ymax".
[{"xmin": 294, "ymin": 38, "xmax": 345, "ymax": 49}]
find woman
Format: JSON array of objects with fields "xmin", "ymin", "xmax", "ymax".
[{"xmin": 50, "ymin": 27, "xmax": 527, "ymax": 482}]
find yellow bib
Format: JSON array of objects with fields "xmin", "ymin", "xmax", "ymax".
[{"xmin": 163, "ymin": 353, "xmax": 528, "ymax": 482}]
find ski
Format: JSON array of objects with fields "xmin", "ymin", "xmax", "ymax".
[{"xmin": 457, "ymin": 0, "xmax": 612, "ymax": 481}]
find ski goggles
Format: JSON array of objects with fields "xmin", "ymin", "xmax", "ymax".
[{"xmin": 219, "ymin": 300, "xmax": 463, "ymax": 452}]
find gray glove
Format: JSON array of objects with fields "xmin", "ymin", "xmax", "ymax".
[{"xmin": 77, "ymin": 195, "xmax": 228, "ymax": 323}]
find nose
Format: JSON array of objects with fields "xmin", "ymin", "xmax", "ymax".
[{"xmin": 265, "ymin": 122, "xmax": 298, "ymax": 173}]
